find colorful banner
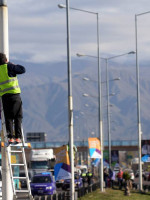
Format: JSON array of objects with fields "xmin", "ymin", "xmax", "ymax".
[
  {"xmin": 142, "ymin": 140, "xmax": 150, "ymax": 156},
  {"xmin": 142, "ymin": 155, "xmax": 150, "ymax": 162},
  {"xmin": 54, "ymin": 145, "xmax": 71, "ymax": 181},
  {"xmin": 88, "ymin": 138, "xmax": 101, "ymax": 158},
  {"xmin": 92, "ymin": 158, "xmax": 100, "ymax": 167}
]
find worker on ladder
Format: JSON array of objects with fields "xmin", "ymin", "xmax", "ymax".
[{"xmin": 0, "ymin": 52, "xmax": 25, "ymax": 144}]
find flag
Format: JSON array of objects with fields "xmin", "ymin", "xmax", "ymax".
[
  {"xmin": 141, "ymin": 154, "xmax": 150, "ymax": 162},
  {"xmin": 88, "ymin": 137, "xmax": 101, "ymax": 158},
  {"xmin": 54, "ymin": 145, "xmax": 71, "ymax": 181}
]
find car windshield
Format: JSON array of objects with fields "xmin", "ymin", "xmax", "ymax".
[
  {"xmin": 32, "ymin": 176, "xmax": 51, "ymax": 183},
  {"xmin": 31, "ymin": 161, "xmax": 48, "ymax": 169}
]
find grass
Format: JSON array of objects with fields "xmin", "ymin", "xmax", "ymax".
[{"xmin": 78, "ymin": 187, "xmax": 150, "ymax": 200}]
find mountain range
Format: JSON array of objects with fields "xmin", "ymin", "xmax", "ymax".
[{"xmin": 10, "ymin": 58, "xmax": 150, "ymax": 142}]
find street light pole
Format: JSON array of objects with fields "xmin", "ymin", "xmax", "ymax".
[
  {"xmin": 79, "ymin": 51, "xmax": 135, "ymax": 169},
  {"xmin": 101, "ymin": 51, "xmax": 135, "ymax": 169},
  {"xmin": 64, "ymin": 1, "xmax": 74, "ymax": 199},
  {"xmin": 0, "ymin": 1, "xmax": 13, "ymax": 200},
  {"xmin": 58, "ymin": 4, "xmax": 104, "ymax": 192},
  {"xmin": 135, "ymin": 10, "xmax": 150, "ymax": 192},
  {"xmin": 96, "ymin": 14, "xmax": 104, "ymax": 193},
  {"xmin": 105, "ymin": 59, "xmax": 111, "ymax": 168}
]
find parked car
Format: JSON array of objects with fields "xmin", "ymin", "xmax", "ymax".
[
  {"xmin": 30, "ymin": 172, "xmax": 56, "ymax": 197},
  {"xmin": 62, "ymin": 173, "xmax": 83, "ymax": 190},
  {"xmin": 135, "ymin": 170, "xmax": 145, "ymax": 179},
  {"xmin": 144, "ymin": 171, "xmax": 150, "ymax": 181},
  {"xmin": 56, "ymin": 179, "xmax": 64, "ymax": 188}
]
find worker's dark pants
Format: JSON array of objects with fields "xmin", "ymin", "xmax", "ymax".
[
  {"xmin": 2, "ymin": 93, "xmax": 23, "ymax": 139},
  {"xmin": 87, "ymin": 177, "xmax": 92, "ymax": 185}
]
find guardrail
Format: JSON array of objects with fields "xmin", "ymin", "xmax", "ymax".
[
  {"xmin": 33, "ymin": 181, "xmax": 150, "ymax": 200},
  {"xmin": 30, "ymin": 140, "xmax": 138, "ymax": 149},
  {"xmin": 33, "ymin": 182, "xmax": 100, "ymax": 200}
]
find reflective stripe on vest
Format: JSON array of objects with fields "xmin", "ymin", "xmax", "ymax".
[
  {"xmin": 0, "ymin": 77, "xmax": 17, "ymax": 85},
  {"xmin": 0, "ymin": 64, "xmax": 21, "ymax": 96},
  {"xmin": 87, "ymin": 173, "xmax": 92, "ymax": 177},
  {"xmin": 0, "ymin": 85, "xmax": 20, "ymax": 93},
  {"xmin": 82, "ymin": 173, "xmax": 86, "ymax": 177}
]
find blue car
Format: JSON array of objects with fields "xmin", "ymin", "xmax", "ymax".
[
  {"xmin": 30, "ymin": 172, "xmax": 56, "ymax": 196},
  {"xmin": 62, "ymin": 173, "xmax": 83, "ymax": 190}
]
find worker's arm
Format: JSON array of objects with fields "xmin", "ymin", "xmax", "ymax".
[{"xmin": 7, "ymin": 62, "xmax": 26, "ymax": 77}]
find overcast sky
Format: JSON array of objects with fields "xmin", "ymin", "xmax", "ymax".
[{"xmin": 7, "ymin": 0, "xmax": 150, "ymax": 63}]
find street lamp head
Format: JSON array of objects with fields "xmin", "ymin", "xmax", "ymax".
[
  {"xmin": 58, "ymin": 4, "xmax": 66, "ymax": 9},
  {"xmin": 82, "ymin": 93, "xmax": 89, "ymax": 97},
  {"xmin": 114, "ymin": 77, "xmax": 120, "ymax": 81},
  {"xmin": 83, "ymin": 77, "xmax": 90, "ymax": 81},
  {"xmin": 80, "ymin": 112, "xmax": 84, "ymax": 115},
  {"xmin": 128, "ymin": 51, "xmax": 136, "ymax": 54},
  {"xmin": 76, "ymin": 53, "xmax": 85, "ymax": 57},
  {"xmin": 110, "ymin": 93, "xmax": 115, "ymax": 96}
]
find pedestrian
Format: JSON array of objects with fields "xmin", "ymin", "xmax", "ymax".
[
  {"xmin": 110, "ymin": 169, "xmax": 116, "ymax": 189},
  {"xmin": 0, "ymin": 53, "xmax": 26, "ymax": 144},
  {"xmin": 81, "ymin": 169, "xmax": 87, "ymax": 187},
  {"xmin": 108, "ymin": 168, "xmax": 113, "ymax": 187},
  {"xmin": 117, "ymin": 168, "xmax": 123, "ymax": 190},
  {"xmin": 104, "ymin": 167, "xmax": 109, "ymax": 188},
  {"xmin": 86, "ymin": 168, "xmax": 93, "ymax": 186}
]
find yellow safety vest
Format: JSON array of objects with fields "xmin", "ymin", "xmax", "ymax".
[
  {"xmin": 0, "ymin": 64, "xmax": 21, "ymax": 96},
  {"xmin": 87, "ymin": 172, "xmax": 92, "ymax": 177}
]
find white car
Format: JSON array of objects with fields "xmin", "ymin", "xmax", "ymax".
[{"xmin": 114, "ymin": 167, "xmax": 120, "ymax": 177}]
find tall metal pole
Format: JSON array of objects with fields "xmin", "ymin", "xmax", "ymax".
[
  {"xmin": 96, "ymin": 13, "xmax": 104, "ymax": 192},
  {"xmin": 106, "ymin": 59, "xmax": 111, "ymax": 168},
  {"xmin": 135, "ymin": 14, "xmax": 142, "ymax": 192},
  {"xmin": 58, "ymin": 4, "xmax": 104, "ymax": 192},
  {"xmin": 0, "ymin": 1, "xmax": 13, "ymax": 199},
  {"xmin": 0, "ymin": 0, "xmax": 9, "ymax": 56},
  {"xmin": 135, "ymin": 11, "xmax": 150, "ymax": 191},
  {"xmin": 101, "ymin": 51, "xmax": 135, "ymax": 171},
  {"xmin": 66, "ymin": 0, "xmax": 74, "ymax": 199}
]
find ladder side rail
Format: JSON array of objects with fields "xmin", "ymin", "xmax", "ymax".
[
  {"xmin": 21, "ymin": 126, "xmax": 26, "ymax": 147},
  {"xmin": 21, "ymin": 146, "xmax": 32, "ymax": 196},
  {"xmin": 21, "ymin": 127, "xmax": 32, "ymax": 196},
  {"xmin": 1, "ymin": 101, "xmax": 16, "ymax": 195},
  {"xmin": 6, "ymin": 147, "xmax": 16, "ymax": 195}
]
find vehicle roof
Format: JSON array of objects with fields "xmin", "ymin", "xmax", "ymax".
[{"xmin": 33, "ymin": 172, "xmax": 52, "ymax": 177}]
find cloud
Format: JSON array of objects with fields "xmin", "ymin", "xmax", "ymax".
[{"xmin": 6, "ymin": 0, "xmax": 150, "ymax": 63}]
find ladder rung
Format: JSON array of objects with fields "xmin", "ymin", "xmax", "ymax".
[
  {"xmin": 13, "ymin": 176, "xmax": 27, "ymax": 179},
  {"xmin": 10, "ymin": 150, "xmax": 23, "ymax": 153},
  {"xmin": 10, "ymin": 143, "xmax": 31, "ymax": 147},
  {"xmin": 15, "ymin": 190, "xmax": 30, "ymax": 193},
  {"xmin": 11, "ymin": 163, "xmax": 25, "ymax": 166}
]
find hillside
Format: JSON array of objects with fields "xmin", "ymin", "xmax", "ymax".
[{"xmin": 12, "ymin": 59, "xmax": 150, "ymax": 142}]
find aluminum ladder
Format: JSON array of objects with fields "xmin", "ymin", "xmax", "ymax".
[{"xmin": 1, "ymin": 100, "xmax": 33, "ymax": 200}]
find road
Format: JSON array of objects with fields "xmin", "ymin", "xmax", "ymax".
[{"xmin": 134, "ymin": 177, "xmax": 150, "ymax": 186}]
